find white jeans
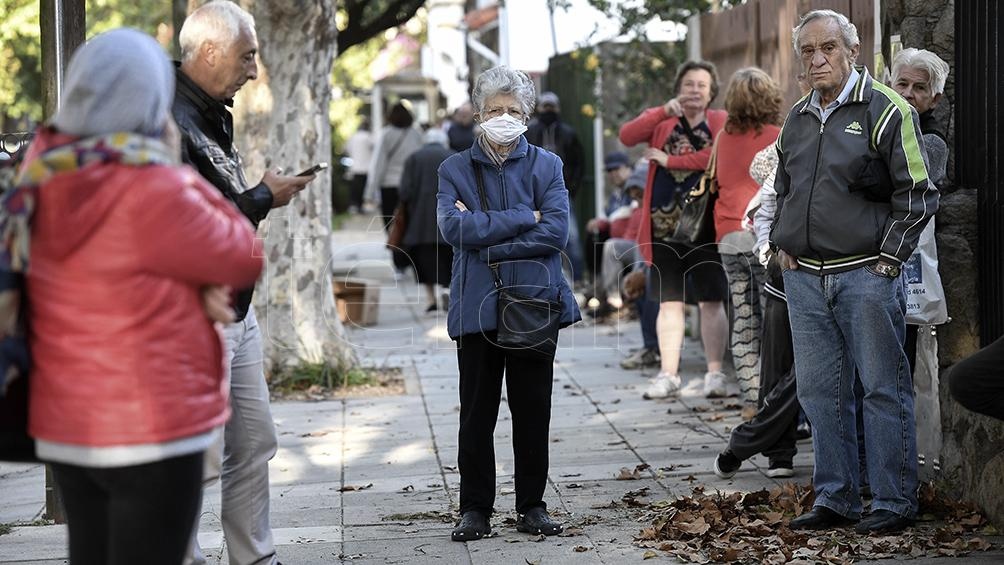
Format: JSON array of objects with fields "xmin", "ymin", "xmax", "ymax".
[{"xmin": 186, "ymin": 308, "xmax": 278, "ymax": 565}]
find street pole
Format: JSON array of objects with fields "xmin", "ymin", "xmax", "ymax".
[{"xmin": 39, "ymin": 0, "xmax": 85, "ymax": 525}]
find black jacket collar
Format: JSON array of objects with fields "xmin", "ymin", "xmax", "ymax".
[{"xmin": 174, "ymin": 62, "xmax": 233, "ymax": 115}]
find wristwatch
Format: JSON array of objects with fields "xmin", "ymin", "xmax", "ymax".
[{"xmin": 872, "ymin": 261, "xmax": 901, "ymax": 278}]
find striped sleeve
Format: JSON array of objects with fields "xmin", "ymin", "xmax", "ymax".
[{"xmin": 871, "ymin": 84, "xmax": 939, "ymax": 264}]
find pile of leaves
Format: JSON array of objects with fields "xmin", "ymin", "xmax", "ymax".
[{"xmin": 634, "ymin": 483, "xmax": 996, "ymax": 564}]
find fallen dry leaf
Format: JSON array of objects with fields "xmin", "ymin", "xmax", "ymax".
[
  {"xmin": 573, "ymin": 545, "xmax": 590, "ymax": 552},
  {"xmin": 337, "ymin": 483, "xmax": 373, "ymax": 492}
]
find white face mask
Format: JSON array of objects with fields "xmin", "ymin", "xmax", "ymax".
[{"xmin": 479, "ymin": 113, "xmax": 527, "ymax": 145}]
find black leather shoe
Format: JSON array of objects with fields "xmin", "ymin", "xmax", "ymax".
[
  {"xmin": 855, "ymin": 509, "xmax": 914, "ymax": 534},
  {"xmin": 451, "ymin": 510, "xmax": 491, "ymax": 542},
  {"xmin": 789, "ymin": 506, "xmax": 856, "ymax": 530},
  {"xmin": 516, "ymin": 507, "xmax": 563, "ymax": 536}
]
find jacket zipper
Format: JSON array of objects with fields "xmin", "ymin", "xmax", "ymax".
[
  {"xmin": 804, "ymin": 116, "xmax": 825, "ymax": 266},
  {"xmin": 497, "ymin": 162, "xmax": 510, "ymax": 287}
]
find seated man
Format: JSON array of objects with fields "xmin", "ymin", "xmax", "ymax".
[
  {"xmin": 595, "ymin": 164, "xmax": 646, "ymax": 316},
  {"xmin": 584, "ymin": 152, "xmax": 634, "ymax": 300}
]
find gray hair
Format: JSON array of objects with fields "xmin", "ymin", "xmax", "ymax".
[
  {"xmin": 424, "ymin": 127, "xmax": 449, "ymax": 147},
  {"xmin": 892, "ymin": 48, "xmax": 950, "ymax": 94},
  {"xmin": 792, "ymin": 9, "xmax": 860, "ymax": 54},
  {"xmin": 179, "ymin": 0, "xmax": 256, "ymax": 62},
  {"xmin": 471, "ymin": 66, "xmax": 536, "ymax": 117}
]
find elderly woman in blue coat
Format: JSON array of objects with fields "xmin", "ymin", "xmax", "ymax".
[{"xmin": 437, "ymin": 66, "xmax": 581, "ymax": 542}]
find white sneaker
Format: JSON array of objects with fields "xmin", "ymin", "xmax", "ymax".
[
  {"xmin": 703, "ymin": 370, "xmax": 728, "ymax": 398},
  {"xmin": 642, "ymin": 372, "xmax": 681, "ymax": 400}
]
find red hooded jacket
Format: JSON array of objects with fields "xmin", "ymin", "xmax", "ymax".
[{"xmin": 25, "ymin": 130, "xmax": 263, "ymax": 447}]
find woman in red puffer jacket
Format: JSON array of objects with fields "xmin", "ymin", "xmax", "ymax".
[{"xmin": 19, "ymin": 29, "xmax": 263, "ymax": 565}]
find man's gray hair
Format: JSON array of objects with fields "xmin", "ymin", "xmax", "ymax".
[
  {"xmin": 179, "ymin": 0, "xmax": 256, "ymax": 62},
  {"xmin": 471, "ymin": 66, "xmax": 536, "ymax": 116},
  {"xmin": 792, "ymin": 9, "xmax": 860, "ymax": 54},
  {"xmin": 892, "ymin": 48, "xmax": 950, "ymax": 95}
]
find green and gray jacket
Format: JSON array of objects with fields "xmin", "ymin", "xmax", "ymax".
[{"xmin": 770, "ymin": 66, "xmax": 939, "ymax": 275}]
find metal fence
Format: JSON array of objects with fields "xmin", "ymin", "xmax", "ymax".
[{"xmin": 957, "ymin": 0, "xmax": 1004, "ymax": 346}]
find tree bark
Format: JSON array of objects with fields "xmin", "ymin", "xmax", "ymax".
[{"xmin": 229, "ymin": 0, "xmax": 354, "ymax": 372}]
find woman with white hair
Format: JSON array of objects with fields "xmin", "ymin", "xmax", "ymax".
[
  {"xmin": 13, "ymin": 28, "xmax": 262, "ymax": 564},
  {"xmin": 891, "ymin": 47, "xmax": 950, "ymax": 185},
  {"xmin": 437, "ymin": 65, "xmax": 581, "ymax": 542}
]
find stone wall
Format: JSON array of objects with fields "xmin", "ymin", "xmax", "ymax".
[{"xmin": 885, "ymin": 0, "xmax": 1004, "ymax": 527}]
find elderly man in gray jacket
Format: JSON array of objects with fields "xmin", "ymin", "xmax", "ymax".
[{"xmin": 771, "ymin": 10, "xmax": 938, "ymax": 534}]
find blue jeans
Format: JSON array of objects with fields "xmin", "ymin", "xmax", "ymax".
[{"xmin": 783, "ymin": 266, "xmax": 917, "ymax": 519}]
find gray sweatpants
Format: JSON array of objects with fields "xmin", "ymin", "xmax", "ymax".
[
  {"xmin": 186, "ymin": 308, "xmax": 278, "ymax": 565},
  {"xmin": 600, "ymin": 238, "xmax": 644, "ymax": 301}
]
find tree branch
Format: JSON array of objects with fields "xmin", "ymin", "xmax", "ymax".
[{"xmin": 337, "ymin": 0, "xmax": 425, "ymax": 56}]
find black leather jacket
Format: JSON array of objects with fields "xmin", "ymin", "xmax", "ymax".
[{"xmin": 172, "ymin": 65, "xmax": 272, "ymax": 321}]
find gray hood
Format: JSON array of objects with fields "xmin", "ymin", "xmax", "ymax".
[{"xmin": 52, "ymin": 28, "xmax": 174, "ymax": 137}]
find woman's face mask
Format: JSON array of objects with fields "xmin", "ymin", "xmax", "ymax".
[{"xmin": 479, "ymin": 113, "xmax": 527, "ymax": 145}]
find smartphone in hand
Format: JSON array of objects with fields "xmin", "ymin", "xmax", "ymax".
[{"xmin": 296, "ymin": 162, "xmax": 329, "ymax": 177}]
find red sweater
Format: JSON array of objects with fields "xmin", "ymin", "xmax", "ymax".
[
  {"xmin": 713, "ymin": 125, "xmax": 780, "ymax": 243},
  {"xmin": 618, "ymin": 107, "xmax": 728, "ymax": 263}
]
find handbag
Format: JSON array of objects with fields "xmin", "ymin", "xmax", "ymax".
[
  {"xmin": 671, "ymin": 132, "xmax": 721, "ymax": 246},
  {"xmin": 382, "ymin": 131, "xmax": 411, "ymax": 250},
  {"xmin": 385, "ymin": 202, "xmax": 408, "ymax": 250},
  {"xmin": 472, "ymin": 158, "xmax": 562, "ymax": 360}
]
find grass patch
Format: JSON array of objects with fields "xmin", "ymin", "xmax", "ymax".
[
  {"xmin": 269, "ymin": 360, "xmax": 373, "ymax": 393},
  {"xmin": 0, "ymin": 523, "xmax": 11, "ymax": 536},
  {"xmin": 331, "ymin": 212, "xmax": 350, "ymax": 231}
]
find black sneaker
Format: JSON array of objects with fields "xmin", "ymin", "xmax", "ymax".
[
  {"xmin": 714, "ymin": 449, "xmax": 741, "ymax": 479},
  {"xmin": 451, "ymin": 510, "xmax": 491, "ymax": 542},
  {"xmin": 516, "ymin": 507, "xmax": 562, "ymax": 536},
  {"xmin": 766, "ymin": 460, "xmax": 794, "ymax": 478}
]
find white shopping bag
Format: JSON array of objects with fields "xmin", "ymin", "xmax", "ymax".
[{"xmin": 904, "ymin": 219, "xmax": 948, "ymax": 325}]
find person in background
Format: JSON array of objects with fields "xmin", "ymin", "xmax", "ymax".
[
  {"xmin": 714, "ymin": 72, "xmax": 813, "ymax": 482},
  {"xmin": 713, "ymin": 67, "xmax": 783, "ymax": 415},
  {"xmin": 619, "ymin": 60, "xmax": 730, "ymax": 401},
  {"xmin": 594, "ymin": 163, "xmax": 645, "ymax": 316},
  {"xmin": 173, "ymin": 2, "xmax": 315, "ymax": 563},
  {"xmin": 774, "ymin": 9, "xmax": 937, "ymax": 534},
  {"xmin": 20, "ymin": 28, "xmax": 262, "ymax": 565},
  {"xmin": 584, "ymin": 151, "xmax": 633, "ymax": 312},
  {"xmin": 368, "ymin": 102, "xmax": 424, "ymax": 274},
  {"xmin": 585, "ymin": 152, "xmax": 632, "ymax": 312},
  {"xmin": 344, "ymin": 117, "xmax": 373, "ymax": 213},
  {"xmin": 399, "ymin": 128, "xmax": 455, "ymax": 312},
  {"xmin": 437, "ymin": 65, "xmax": 581, "ymax": 543},
  {"xmin": 525, "ymin": 91, "xmax": 586, "ymax": 284},
  {"xmin": 447, "ymin": 101, "xmax": 477, "ymax": 152},
  {"xmin": 891, "ymin": 47, "xmax": 951, "ymax": 373},
  {"xmin": 599, "ymin": 164, "xmax": 662, "ymax": 371}
]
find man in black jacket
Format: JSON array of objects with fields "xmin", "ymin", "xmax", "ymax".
[
  {"xmin": 772, "ymin": 10, "xmax": 937, "ymax": 536},
  {"xmin": 173, "ymin": 2, "xmax": 313, "ymax": 564}
]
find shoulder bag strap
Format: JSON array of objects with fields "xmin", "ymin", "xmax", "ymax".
[
  {"xmin": 677, "ymin": 116, "xmax": 707, "ymax": 155},
  {"xmin": 384, "ymin": 129, "xmax": 409, "ymax": 164},
  {"xmin": 471, "ymin": 157, "xmax": 503, "ymax": 289}
]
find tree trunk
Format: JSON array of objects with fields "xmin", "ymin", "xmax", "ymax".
[{"xmin": 229, "ymin": 0, "xmax": 354, "ymax": 372}]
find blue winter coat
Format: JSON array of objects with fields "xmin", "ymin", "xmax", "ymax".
[{"xmin": 437, "ymin": 137, "xmax": 582, "ymax": 339}]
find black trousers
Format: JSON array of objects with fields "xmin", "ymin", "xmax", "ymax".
[
  {"xmin": 728, "ymin": 263, "xmax": 798, "ymax": 464},
  {"xmin": 457, "ymin": 331, "xmax": 554, "ymax": 516},
  {"xmin": 349, "ymin": 173, "xmax": 367, "ymax": 209},
  {"xmin": 948, "ymin": 334, "xmax": 1004, "ymax": 421},
  {"xmin": 51, "ymin": 451, "xmax": 204, "ymax": 565}
]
